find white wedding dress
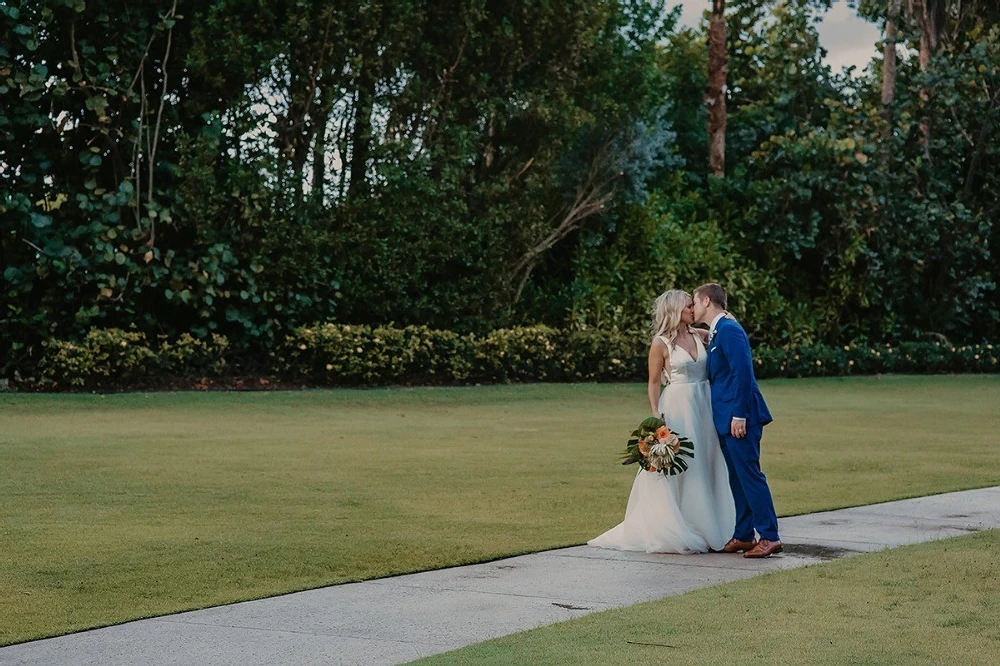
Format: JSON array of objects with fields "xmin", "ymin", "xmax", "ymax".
[{"xmin": 589, "ymin": 334, "xmax": 736, "ymax": 553}]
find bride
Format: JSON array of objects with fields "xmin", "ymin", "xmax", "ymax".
[{"xmin": 589, "ymin": 290, "xmax": 736, "ymax": 553}]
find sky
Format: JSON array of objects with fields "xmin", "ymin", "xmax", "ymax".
[{"xmin": 673, "ymin": 0, "xmax": 884, "ymax": 74}]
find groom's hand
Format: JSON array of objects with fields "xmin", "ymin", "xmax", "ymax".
[{"xmin": 730, "ymin": 417, "xmax": 747, "ymax": 438}]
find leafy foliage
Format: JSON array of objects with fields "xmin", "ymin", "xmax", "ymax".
[
  {"xmin": 2, "ymin": 0, "xmax": 999, "ymax": 380},
  {"xmin": 34, "ymin": 327, "xmax": 230, "ymax": 388},
  {"xmin": 25, "ymin": 325, "xmax": 998, "ymax": 391}
]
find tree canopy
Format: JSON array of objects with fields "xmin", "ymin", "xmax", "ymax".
[{"xmin": 2, "ymin": 0, "xmax": 997, "ymax": 374}]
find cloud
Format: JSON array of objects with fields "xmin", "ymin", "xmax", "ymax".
[
  {"xmin": 815, "ymin": 1, "xmax": 881, "ymax": 72},
  {"xmin": 671, "ymin": 0, "xmax": 882, "ymax": 74}
]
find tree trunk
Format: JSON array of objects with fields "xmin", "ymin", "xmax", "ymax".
[
  {"xmin": 910, "ymin": 0, "xmax": 946, "ymax": 149},
  {"xmin": 881, "ymin": 0, "xmax": 902, "ymax": 162},
  {"xmin": 882, "ymin": 0, "xmax": 901, "ymax": 111},
  {"xmin": 348, "ymin": 64, "xmax": 375, "ymax": 201},
  {"xmin": 707, "ymin": 0, "xmax": 727, "ymax": 178},
  {"xmin": 308, "ymin": 73, "xmax": 341, "ymax": 206},
  {"xmin": 963, "ymin": 89, "xmax": 1000, "ymax": 199},
  {"xmin": 311, "ymin": 89, "xmax": 332, "ymax": 205},
  {"xmin": 275, "ymin": 57, "xmax": 323, "ymax": 205}
]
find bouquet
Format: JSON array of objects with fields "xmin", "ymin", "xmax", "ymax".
[{"xmin": 621, "ymin": 416, "xmax": 694, "ymax": 476}]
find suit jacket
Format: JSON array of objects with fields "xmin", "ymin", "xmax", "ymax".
[{"xmin": 706, "ymin": 317, "xmax": 773, "ymax": 435}]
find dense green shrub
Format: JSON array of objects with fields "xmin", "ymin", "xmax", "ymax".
[
  {"xmin": 156, "ymin": 333, "xmax": 230, "ymax": 378},
  {"xmin": 559, "ymin": 327, "xmax": 646, "ymax": 381},
  {"xmin": 752, "ymin": 342, "xmax": 998, "ymax": 378},
  {"xmin": 36, "ymin": 329, "xmax": 232, "ymax": 389},
  {"xmin": 26, "ymin": 326, "xmax": 998, "ymax": 390},
  {"xmin": 472, "ymin": 326, "xmax": 563, "ymax": 382},
  {"xmin": 274, "ymin": 324, "xmax": 474, "ymax": 386},
  {"xmin": 260, "ymin": 327, "xmax": 1000, "ymax": 386},
  {"xmin": 38, "ymin": 329, "xmax": 156, "ymax": 388}
]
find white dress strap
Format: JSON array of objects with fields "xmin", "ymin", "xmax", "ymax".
[{"xmin": 655, "ymin": 335, "xmax": 673, "ymax": 382}]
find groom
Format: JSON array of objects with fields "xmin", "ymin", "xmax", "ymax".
[{"xmin": 693, "ymin": 283, "xmax": 782, "ymax": 558}]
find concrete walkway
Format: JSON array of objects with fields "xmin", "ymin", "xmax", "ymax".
[{"xmin": 3, "ymin": 487, "xmax": 998, "ymax": 666}]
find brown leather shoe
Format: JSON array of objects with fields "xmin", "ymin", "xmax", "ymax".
[
  {"xmin": 720, "ymin": 537, "xmax": 758, "ymax": 553},
  {"xmin": 743, "ymin": 539, "xmax": 783, "ymax": 558}
]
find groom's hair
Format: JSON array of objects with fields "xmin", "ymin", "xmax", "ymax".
[{"xmin": 694, "ymin": 283, "xmax": 727, "ymax": 309}]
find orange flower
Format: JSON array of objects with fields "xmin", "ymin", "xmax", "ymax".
[
  {"xmin": 638, "ymin": 440, "xmax": 651, "ymax": 456},
  {"xmin": 656, "ymin": 426, "xmax": 671, "ymax": 440},
  {"xmin": 648, "ymin": 466, "xmax": 658, "ymax": 473}
]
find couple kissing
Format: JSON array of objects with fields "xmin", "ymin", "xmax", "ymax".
[{"xmin": 590, "ymin": 283, "xmax": 781, "ymax": 559}]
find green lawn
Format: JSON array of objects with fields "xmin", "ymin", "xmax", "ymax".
[
  {"xmin": 411, "ymin": 529, "xmax": 1000, "ymax": 666},
  {"xmin": 1, "ymin": 375, "xmax": 997, "ymax": 646}
]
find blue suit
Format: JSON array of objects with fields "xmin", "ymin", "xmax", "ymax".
[{"xmin": 707, "ymin": 317, "xmax": 779, "ymax": 542}]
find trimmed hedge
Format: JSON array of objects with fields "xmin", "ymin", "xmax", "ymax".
[
  {"xmin": 19, "ymin": 325, "xmax": 1000, "ymax": 390},
  {"xmin": 752, "ymin": 342, "xmax": 998, "ymax": 377},
  {"xmin": 35, "ymin": 328, "xmax": 230, "ymax": 388},
  {"xmin": 274, "ymin": 324, "xmax": 474, "ymax": 385}
]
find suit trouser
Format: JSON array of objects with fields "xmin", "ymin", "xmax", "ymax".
[{"xmin": 718, "ymin": 425, "xmax": 780, "ymax": 542}]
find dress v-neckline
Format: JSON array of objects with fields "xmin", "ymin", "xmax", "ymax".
[{"xmin": 675, "ymin": 335, "xmax": 701, "ymax": 363}]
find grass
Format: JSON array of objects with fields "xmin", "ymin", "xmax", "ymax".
[
  {"xmin": 410, "ymin": 528, "xmax": 1000, "ymax": 666},
  {"xmin": 1, "ymin": 375, "xmax": 997, "ymax": 646}
]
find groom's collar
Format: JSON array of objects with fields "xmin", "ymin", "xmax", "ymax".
[{"xmin": 709, "ymin": 312, "xmax": 727, "ymax": 335}]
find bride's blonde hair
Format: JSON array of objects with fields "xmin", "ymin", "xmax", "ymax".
[{"xmin": 651, "ymin": 290, "xmax": 691, "ymax": 378}]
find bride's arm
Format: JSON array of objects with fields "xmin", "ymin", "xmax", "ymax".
[
  {"xmin": 647, "ymin": 339, "xmax": 666, "ymax": 418},
  {"xmin": 692, "ymin": 327, "xmax": 709, "ymax": 343}
]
